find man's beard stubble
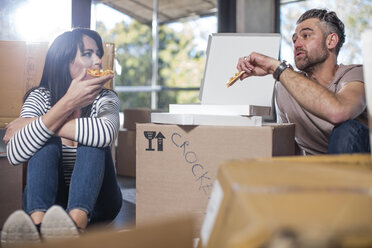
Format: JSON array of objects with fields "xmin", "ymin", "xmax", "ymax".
[{"xmin": 294, "ymin": 42, "xmax": 329, "ymax": 73}]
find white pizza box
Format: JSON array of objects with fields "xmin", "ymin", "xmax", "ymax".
[
  {"xmin": 151, "ymin": 113, "xmax": 262, "ymax": 126},
  {"xmin": 152, "ymin": 34, "xmax": 280, "ymax": 126},
  {"xmin": 169, "ymin": 104, "xmax": 271, "ymax": 116}
]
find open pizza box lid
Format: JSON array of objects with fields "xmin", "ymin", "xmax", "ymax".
[
  {"xmin": 151, "ymin": 33, "xmax": 281, "ymax": 126},
  {"xmin": 199, "ymin": 33, "xmax": 281, "ymax": 109}
]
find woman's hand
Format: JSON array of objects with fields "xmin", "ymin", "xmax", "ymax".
[
  {"xmin": 64, "ymin": 69, "xmax": 113, "ymax": 110},
  {"xmin": 3, "ymin": 117, "xmax": 37, "ymax": 144}
]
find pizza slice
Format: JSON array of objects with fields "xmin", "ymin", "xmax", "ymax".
[
  {"xmin": 226, "ymin": 71, "xmax": 244, "ymax": 88},
  {"xmin": 87, "ymin": 69, "xmax": 114, "ymax": 77}
]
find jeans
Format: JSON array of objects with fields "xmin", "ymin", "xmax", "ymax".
[
  {"xmin": 328, "ymin": 119, "xmax": 370, "ymax": 154},
  {"xmin": 22, "ymin": 136, "xmax": 122, "ymax": 225}
]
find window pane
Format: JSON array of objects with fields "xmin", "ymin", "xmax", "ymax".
[
  {"xmin": 280, "ymin": 0, "xmax": 372, "ymax": 66},
  {"xmin": 0, "ymin": 0, "xmax": 71, "ymax": 41},
  {"xmin": 93, "ymin": 3, "xmax": 217, "ymax": 110}
]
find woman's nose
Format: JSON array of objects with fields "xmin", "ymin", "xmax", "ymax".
[{"xmin": 93, "ymin": 54, "xmax": 102, "ymax": 67}]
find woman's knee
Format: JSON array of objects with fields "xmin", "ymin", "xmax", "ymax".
[{"xmin": 28, "ymin": 136, "xmax": 62, "ymax": 165}]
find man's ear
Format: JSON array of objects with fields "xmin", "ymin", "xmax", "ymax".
[{"xmin": 326, "ymin": 33, "xmax": 339, "ymax": 50}]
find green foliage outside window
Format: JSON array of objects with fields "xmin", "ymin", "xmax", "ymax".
[{"xmin": 96, "ymin": 19, "xmax": 205, "ymax": 111}]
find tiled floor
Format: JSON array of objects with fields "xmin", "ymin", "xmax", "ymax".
[{"xmin": 112, "ymin": 175, "xmax": 136, "ymax": 230}]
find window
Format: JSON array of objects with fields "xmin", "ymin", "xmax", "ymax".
[
  {"xmin": 280, "ymin": 0, "xmax": 372, "ymax": 67},
  {"xmin": 92, "ymin": 3, "xmax": 217, "ymax": 111},
  {"xmin": 0, "ymin": 0, "xmax": 71, "ymax": 42}
]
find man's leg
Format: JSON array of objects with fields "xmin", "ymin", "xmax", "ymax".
[{"xmin": 328, "ymin": 120, "xmax": 370, "ymax": 154}]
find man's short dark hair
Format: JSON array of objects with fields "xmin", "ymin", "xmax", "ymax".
[{"xmin": 297, "ymin": 9, "xmax": 345, "ymax": 55}]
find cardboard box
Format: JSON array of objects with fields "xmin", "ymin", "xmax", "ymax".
[
  {"xmin": 0, "ymin": 41, "xmax": 49, "ymax": 127},
  {"xmin": 22, "ymin": 216, "xmax": 194, "ymax": 248},
  {"xmin": 136, "ymin": 123, "xmax": 295, "ymax": 237},
  {"xmin": 124, "ymin": 108, "xmax": 151, "ymax": 130},
  {"xmin": 362, "ymin": 29, "xmax": 372, "ymax": 154},
  {"xmin": 0, "ymin": 41, "xmax": 114, "ymax": 127},
  {"xmin": 116, "ymin": 129, "xmax": 136, "ymax": 177},
  {"xmin": 102, "ymin": 42, "xmax": 115, "ymax": 90},
  {"xmin": 200, "ymin": 154, "xmax": 372, "ymax": 248},
  {"xmin": 0, "ymin": 157, "xmax": 24, "ymax": 227}
]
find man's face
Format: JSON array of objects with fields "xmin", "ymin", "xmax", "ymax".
[{"xmin": 292, "ymin": 18, "xmax": 329, "ymax": 72}]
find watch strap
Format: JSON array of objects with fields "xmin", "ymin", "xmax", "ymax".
[{"xmin": 273, "ymin": 60, "xmax": 291, "ymax": 81}]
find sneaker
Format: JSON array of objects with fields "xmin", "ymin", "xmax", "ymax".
[
  {"xmin": 41, "ymin": 205, "xmax": 80, "ymax": 241},
  {"xmin": 1, "ymin": 210, "xmax": 40, "ymax": 246}
]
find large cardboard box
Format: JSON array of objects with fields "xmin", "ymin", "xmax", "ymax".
[
  {"xmin": 200, "ymin": 154, "xmax": 372, "ymax": 248},
  {"xmin": 116, "ymin": 129, "xmax": 136, "ymax": 177},
  {"xmin": 0, "ymin": 129, "xmax": 25, "ymax": 227},
  {"xmin": 0, "ymin": 41, "xmax": 48, "ymax": 127},
  {"xmin": 0, "ymin": 41, "xmax": 114, "ymax": 127},
  {"xmin": 136, "ymin": 123, "xmax": 295, "ymax": 237},
  {"xmin": 116, "ymin": 108, "xmax": 153, "ymax": 177},
  {"xmin": 362, "ymin": 29, "xmax": 372, "ymax": 153},
  {"xmin": 123, "ymin": 108, "xmax": 151, "ymax": 130},
  {"xmin": 0, "ymin": 157, "xmax": 24, "ymax": 227}
]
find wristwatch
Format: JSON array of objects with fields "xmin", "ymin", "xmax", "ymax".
[{"xmin": 273, "ymin": 60, "xmax": 292, "ymax": 81}]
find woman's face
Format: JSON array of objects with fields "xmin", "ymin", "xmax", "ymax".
[{"xmin": 69, "ymin": 35, "xmax": 102, "ymax": 79}]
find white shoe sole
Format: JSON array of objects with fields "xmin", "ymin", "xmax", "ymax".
[
  {"xmin": 1, "ymin": 210, "xmax": 40, "ymax": 246},
  {"xmin": 41, "ymin": 205, "xmax": 79, "ymax": 241}
]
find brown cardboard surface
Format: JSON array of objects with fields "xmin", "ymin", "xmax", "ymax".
[
  {"xmin": 0, "ymin": 41, "xmax": 49, "ymax": 126},
  {"xmin": 102, "ymin": 42, "xmax": 114, "ymax": 90},
  {"xmin": 124, "ymin": 108, "xmax": 151, "ymax": 130},
  {"xmin": 201, "ymin": 154, "xmax": 372, "ymax": 248},
  {"xmin": 0, "ymin": 41, "xmax": 114, "ymax": 127},
  {"xmin": 0, "ymin": 157, "xmax": 24, "ymax": 227},
  {"xmin": 116, "ymin": 129, "xmax": 136, "ymax": 177},
  {"xmin": 22, "ymin": 216, "xmax": 193, "ymax": 248},
  {"xmin": 136, "ymin": 123, "xmax": 295, "ymax": 237}
]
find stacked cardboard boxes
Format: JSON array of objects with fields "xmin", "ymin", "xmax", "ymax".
[
  {"xmin": 200, "ymin": 154, "xmax": 372, "ymax": 248},
  {"xmin": 116, "ymin": 108, "xmax": 152, "ymax": 177}
]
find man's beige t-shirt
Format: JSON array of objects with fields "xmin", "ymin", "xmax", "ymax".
[{"xmin": 275, "ymin": 64, "xmax": 367, "ymax": 155}]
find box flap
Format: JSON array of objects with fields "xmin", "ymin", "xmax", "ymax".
[{"xmin": 200, "ymin": 33, "xmax": 281, "ymax": 106}]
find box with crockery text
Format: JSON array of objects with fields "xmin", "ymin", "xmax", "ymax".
[{"xmin": 136, "ymin": 122, "xmax": 295, "ymax": 237}]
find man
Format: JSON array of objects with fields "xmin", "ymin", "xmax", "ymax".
[{"xmin": 237, "ymin": 9, "xmax": 369, "ymax": 155}]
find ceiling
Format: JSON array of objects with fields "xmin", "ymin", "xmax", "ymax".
[{"xmin": 92, "ymin": 0, "xmax": 217, "ymax": 25}]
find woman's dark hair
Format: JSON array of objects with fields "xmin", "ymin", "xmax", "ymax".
[
  {"xmin": 25, "ymin": 28, "xmax": 104, "ymax": 116},
  {"xmin": 297, "ymin": 9, "xmax": 345, "ymax": 55}
]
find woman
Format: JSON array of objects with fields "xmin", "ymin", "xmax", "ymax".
[{"xmin": 1, "ymin": 28, "xmax": 122, "ymax": 245}]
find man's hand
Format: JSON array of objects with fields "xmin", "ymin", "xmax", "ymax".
[
  {"xmin": 3, "ymin": 117, "xmax": 37, "ymax": 144},
  {"xmin": 236, "ymin": 52, "xmax": 281, "ymax": 80}
]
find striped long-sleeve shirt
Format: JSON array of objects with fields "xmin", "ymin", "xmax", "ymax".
[{"xmin": 7, "ymin": 87, "xmax": 120, "ymax": 184}]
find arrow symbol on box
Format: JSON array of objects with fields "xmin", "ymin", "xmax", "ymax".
[{"xmin": 155, "ymin": 132, "xmax": 165, "ymax": 151}]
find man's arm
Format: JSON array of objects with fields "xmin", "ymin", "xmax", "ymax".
[
  {"xmin": 237, "ymin": 52, "xmax": 366, "ymax": 125},
  {"xmin": 279, "ymin": 68, "xmax": 365, "ymax": 124}
]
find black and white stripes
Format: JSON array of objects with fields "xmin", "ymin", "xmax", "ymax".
[
  {"xmin": 7, "ymin": 87, "xmax": 120, "ymax": 171},
  {"xmin": 62, "ymin": 144, "xmax": 77, "ymax": 186},
  {"xmin": 7, "ymin": 117, "xmax": 54, "ymax": 165}
]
